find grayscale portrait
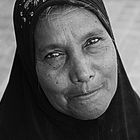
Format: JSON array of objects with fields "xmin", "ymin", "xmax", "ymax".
[{"xmin": 0, "ymin": 0, "xmax": 140, "ymax": 139}]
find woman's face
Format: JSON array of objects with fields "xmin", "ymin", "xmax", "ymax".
[{"xmin": 34, "ymin": 7, "xmax": 117, "ymax": 120}]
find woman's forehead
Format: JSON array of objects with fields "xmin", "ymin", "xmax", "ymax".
[
  {"xmin": 34, "ymin": 7, "xmax": 109, "ymax": 52},
  {"xmin": 53, "ymin": 8, "xmax": 98, "ymax": 24},
  {"xmin": 36, "ymin": 7, "xmax": 105, "ymax": 34},
  {"xmin": 39, "ymin": 5, "xmax": 80, "ymax": 20}
]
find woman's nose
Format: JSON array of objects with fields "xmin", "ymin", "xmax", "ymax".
[{"xmin": 69, "ymin": 58, "xmax": 95, "ymax": 84}]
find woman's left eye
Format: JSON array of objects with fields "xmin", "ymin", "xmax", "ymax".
[{"xmin": 85, "ymin": 37, "xmax": 101, "ymax": 46}]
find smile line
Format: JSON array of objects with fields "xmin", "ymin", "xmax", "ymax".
[{"xmin": 71, "ymin": 84, "xmax": 103, "ymax": 99}]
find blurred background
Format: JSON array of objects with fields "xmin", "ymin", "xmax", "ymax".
[{"xmin": 0, "ymin": 0, "xmax": 140, "ymax": 99}]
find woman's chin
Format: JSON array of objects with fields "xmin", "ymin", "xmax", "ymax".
[
  {"xmin": 65, "ymin": 88, "xmax": 111, "ymax": 120},
  {"xmin": 67, "ymin": 106, "xmax": 105, "ymax": 120},
  {"xmin": 66, "ymin": 100, "xmax": 108, "ymax": 120}
]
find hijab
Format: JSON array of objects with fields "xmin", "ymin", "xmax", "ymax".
[{"xmin": 0, "ymin": 0, "xmax": 140, "ymax": 139}]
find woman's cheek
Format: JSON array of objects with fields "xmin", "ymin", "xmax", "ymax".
[
  {"xmin": 98, "ymin": 41, "xmax": 117, "ymax": 73},
  {"xmin": 52, "ymin": 72, "xmax": 70, "ymax": 92},
  {"xmin": 37, "ymin": 64, "xmax": 70, "ymax": 93},
  {"xmin": 104, "ymin": 53, "xmax": 117, "ymax": 92}
]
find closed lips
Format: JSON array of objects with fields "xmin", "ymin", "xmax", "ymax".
[{"xmin": 70, "ymin": 83, "xmax": 104, "ymax": 99}]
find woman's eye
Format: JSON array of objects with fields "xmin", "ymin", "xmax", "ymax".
[
  {"xmin": 43, "ymin": 51, "xmax": 66, "ymax": 69},
  {"xmin": 85, "ymin": 37, "xmax": 101, "ymax": 46},
  {"xmin": 45, "ymin": 52, "xmax": 63, "ymax": 59}
]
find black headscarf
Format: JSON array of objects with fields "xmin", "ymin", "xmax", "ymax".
[{"xmin": 0, "ymin": 0, "xmax": 140, "ymax": 139}]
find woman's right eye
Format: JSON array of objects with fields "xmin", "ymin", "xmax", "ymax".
[
  {"xmin": 45, "ymin": 52, "xmax": 63, "ymax": 59},
  {"xmin": 43, "ymin": 51, "xmax": 66, "ymax": 69}
]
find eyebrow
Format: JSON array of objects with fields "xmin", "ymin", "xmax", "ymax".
[
  {"xmin": 38, "ymin": 29, "xmax": 105, "ymax": 53},
  {"xmin": 80, "ymin": 29, "xmax": 104, "ymax": 42},
  {"xmin": 38, "ymin": 44, "xmax": 62, "ymax": 54}
]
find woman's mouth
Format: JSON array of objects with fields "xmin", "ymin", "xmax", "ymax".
[{"xmin": 69, "ymin": 83, "xmax": 104, "ymax": 100}]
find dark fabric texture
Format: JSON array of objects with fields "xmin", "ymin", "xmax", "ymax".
[{"xmin": 0, "ymin": 0, "xmax": 140, "ymax": 139}]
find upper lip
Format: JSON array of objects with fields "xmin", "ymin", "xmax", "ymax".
[{"xmin": 68, "ymin": 83, "xmax": 104, "ymax": 100}]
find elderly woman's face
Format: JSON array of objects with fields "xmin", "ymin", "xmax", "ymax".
[{"xmin": 34, "ymin": 7, "xmax": 117, "ymax": 120}]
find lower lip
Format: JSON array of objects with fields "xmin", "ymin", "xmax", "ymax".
[{"xmin": 71, "ymin": 84, "xmax": 103, "ymax": 100}]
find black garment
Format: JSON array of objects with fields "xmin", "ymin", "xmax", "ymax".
[{"xmin": 0, "ymin": 0, "xmax": 140, "ymax": 139}]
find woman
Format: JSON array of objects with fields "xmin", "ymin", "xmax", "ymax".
[{"xmin": 0, "ymin": 0, "xmax": 140, "ymax": 139}]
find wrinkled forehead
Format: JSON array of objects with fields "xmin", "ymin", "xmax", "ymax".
[
  {"xmin": 35, "ymin": 5, "xmax": 102, "ymax": 34},
  {"xmin": 37, "ymin": 5, "xmax": 87, "ymax": 22},
  {"xmin": 34, "ymin": 5, "xmax": 106, "ymax": 39},
  {"xmin": 34, "ymin": 3, "xmax": 115, "ymax": 47}
]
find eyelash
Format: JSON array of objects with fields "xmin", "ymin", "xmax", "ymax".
[
  {"xmin": 45, "ymin": 51, "xmax": 64, "ymax": 59},
  {"xmin": 84, "ymin": 37, "xmax": 102, "ymax": 47}
]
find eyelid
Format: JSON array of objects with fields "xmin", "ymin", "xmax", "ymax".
[
  {"xmin": 45, "ymin": 50, "xmax": 65, "ymax": 59},
  {"xmin": 84, "ymin": 37, "xmax": 102, "ymax": 46}
]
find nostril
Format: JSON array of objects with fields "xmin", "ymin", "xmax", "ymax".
[
  {"xmin": 89, "ymin": 75, "xmax": 95, "ymax": 79},
  {"xmin": 89, "ymin": 75, "xmax": 93, "ymax": 79},
  {"xmin": 73, "ymin": 74, "xmax": 94, "ymax": 83}
]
